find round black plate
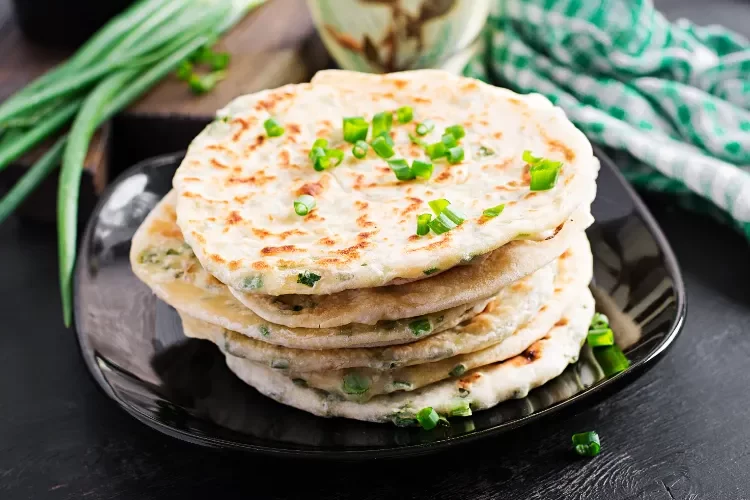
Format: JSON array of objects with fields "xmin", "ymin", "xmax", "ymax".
[{"xmin": 74, "ymin": 149, "xmax": 686, "ymax": 459}]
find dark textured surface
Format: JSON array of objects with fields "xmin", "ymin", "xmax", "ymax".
[{"xmin": 1, "ymin": 1, "xmax": 750, "ymax": 499}]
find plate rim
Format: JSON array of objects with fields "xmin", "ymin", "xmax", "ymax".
[{"xmin": 74, "ymin": 147, "xmax": 687, "ymax": 460}]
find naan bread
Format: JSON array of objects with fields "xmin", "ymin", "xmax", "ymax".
[
  {"xmin": 181, "ymin": 233, "xmax": 592, "ymax": 374},
  {"xmin": 232, "ymin": 206, "xmax": 592, "ymax": 327},
  {"xmin": 223, "ymin": 290, "xmax": 595, "ymax": 424},
  {"xmin": 173, "ymin": 69, "xmax": 598, "ymax": 295}
]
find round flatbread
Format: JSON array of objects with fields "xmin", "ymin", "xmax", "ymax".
[
  {"xmin": 173, "ymin": 69, "xmax": 598, "ymax": 295},
  {"xmin": 223, "ymin": 290, "xmax": 595, "ymax": 424}
]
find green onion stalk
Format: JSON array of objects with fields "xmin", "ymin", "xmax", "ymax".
[{"xmin": 0, "ymin": 0, "xmax": 266, "ymax": 326}]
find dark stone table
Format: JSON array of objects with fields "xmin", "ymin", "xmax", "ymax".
[{"xmin": 1, "ymin": 1, "xmax": 749, "ymax": 499}]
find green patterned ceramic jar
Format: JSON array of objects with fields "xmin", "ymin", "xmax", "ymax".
[{"xmin": 307, "ymin": 0, "xmax": 490, "ymax": 74}]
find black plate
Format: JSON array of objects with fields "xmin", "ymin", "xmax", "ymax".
[{"xmin": 74, "ymin": 149, "xmax": 686, "ymax": 459}]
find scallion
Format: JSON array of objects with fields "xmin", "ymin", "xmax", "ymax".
[
  {"xmin": 342, "ymin": 372, "xmax": 370, "ymax": 395},
  {"xmin": 408, "ymin": 317, "xmax": 431, "ymax": 336},
  {"xmin": 411, "ymin": 160, "xmax": 433, "ymax": 180},
  {"xmin": 442, "ymin": 205, "xmax": 466, "ymax": 225},
  {"xmin": 428, "ymin": 198, "xmax": 450, "ymax": 215},
  {"xmin": 445, "ymin": 124, "xmax": 465, "ymax": 140},
  {"xmin": 175, "ymin": 60, "xmax": 193, "ymax": 81},
  {"xmin": 352, "ymin": 140, "xmax": 369, "ymax": 159},
  {"xmin": 483, "ymin": 203, "xmax": 505, "ymax": 218},
  {"xmin": 429, "ymin": 212, "xmax": 457, "ymax": 234},
  {"xmin": 396, "ymin": 106, "xmax": 413, "ymax": 123},
  {"xmin": 416, "ymin": 119, "xmax": 434, "ymax": 136},
  {"xmin": 371, "ymin": 135, "xmax": 395, "ymax": 158},
  {"xmin": 449, "ymin": 401, "xmax": 472, "ymax": 417},
  {"xmin": 309, "ymin": 138, "xmax": 328, "ymax": 159},
  {"xmin": 371, "ymin": 111, "xmax": 393, "ymax": 139},
  {"xmin": 416, "ymin": 213, "xmax": 432, "ymax": 236},
  {"xmin": 572, "ymin": 431, "xmax": 601, "ymax": 457},
  {"xmin": 408, "ymin": 133, "xmax": 427, "ymax": 147},
  {"xmin": 594, "ymin": 345, "xmax": 630, "ymax": 377},
  {"xmin": 343, "ymin": 116, "xmax": 369, "ymax": 143},
  {"xmin": 297, "ymin": 271, "xmax": 321, "ymax": 287},
  {"xmin": 587, "ymin": 328, "xmax": 614, "ymax": 347},
  {"xmin": 416, "ymin": 407, "xmax": 440, "ymax": 430},
  {"xmin": 447, "ymin": 146, "xmax": 464, "ymax": 164},
  {"xmin": 523, "ymin": 150, "xmax": 563, "ymax": 191},
  {"xmin": 263, "ymin": 117, "xmax": 284, "ymax": 137},
  {"xmin": 387, "ymin": 158, "xmax": 414, "ymax": 181},
  {"xmin": 590, "ymin": 312, "xmax": 610, "ymax": 330},
  {"xmin": 293, "ymin": 194, "xmax": 316, "ymax": 216},
  {"xmin": 449, "ymin": 364, "xmax": 466, "ymax": 377},
  {"xmin": 426, "ymin": 141, "xmax": 446, "ymax": 160},
  {"xmin": 441, "ymin": 133, "xmax": 457, "ymax": 149}
]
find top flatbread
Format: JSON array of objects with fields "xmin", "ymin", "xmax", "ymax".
[{"xmin": 173, "ymin": 69, "xmax": 598, "ymax": 295}]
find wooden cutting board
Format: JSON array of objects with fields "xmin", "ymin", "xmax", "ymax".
[{"xmin": 0, "ymin": 0, "xmax": 331, "ymax": 222}]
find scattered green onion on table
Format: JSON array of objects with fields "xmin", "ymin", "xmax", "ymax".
[{"xmin": 0, "ymin": 0, "xmax": 267, "ymax": 326}]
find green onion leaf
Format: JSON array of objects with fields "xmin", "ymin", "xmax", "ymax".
[
  {"xmin": 210, "ymin": 52, "xmax": 230, "ymax": 71},
  {"xmin": 176, "ymin": 60, "xmax": 193, "ymax": 81},
  {"xmin": 476, "ymin": 145, "xmax": 495, "ymax": 157},
  {"xmin": 429, "ymin": 212, "xmax": 457, "ymax": 234},
  {"xmin": 572, "ymin": 431, "xmax": 601, "ymax": 457},
  {"xmin": 590, "ymin": 312, "xmax": 610, "ymax": 330},
  {"xmin": 343, "ymin": 116, "xmax": 369, "ymax": 143},
  {"xmin": 426, "ymin": 141, "xmax": 446, "ymax": 160},
  {"xmin": 411, "ymin": 160, "xmax": 433, "ymax": 180},
  {"xmin": 447, "ymin": 146, "xmax": 464, "ymax": 164},
  {"xmin": 387, "ymin": 158, "xmax": 414, "ymax": 181},
  {"xmin": 312, "ymin": 150, "xmax": 330, "ymax": 171},
  {"xmin": 416, "ymin": 213, "xmax": 432, "ymax": 236},
  {"xmin": 523, "ymin": 150, "xmax": 543, "ymax": 164},
  {"xmin": 483, "ymin": 203, "xmax": 505, "ymax": 218},
  {"xmin": 445, "ymin": 124, "xmax": 466, "ymax": 140},
  {"xmin": 352, "ymin": 140, "xmax": 369, "ymax": 159},
  {"xmin": 441, "ymin": 133, "xmax": 458, "ymax": 149},
  {"xmin": 449, "ymin": 364, "xmax": 466, "ymax": 377},
  {"xmin": 524, "ymin": 150, "xmax": 563, "ymax": 191},
  {"xmin": 371, "ymin": 111, "xmax": 393, "ymax": 138},
  {"xmin": 297, "ymin": 271, "xmax": 321, "ymax": 287},
  {"xmin": 342, "ymin": 372, "xmax": 370, "ymax": 395},
  {"xmin": 408, "ymin": 317, "xmax": 432, "ymax": 336},
  {"xmin": 408, "ymin": 133, "xmax": 427, "ymax": 147},
  {"xmin": 594, "ymin": 345, "xmax": 630, "ymax": 376},
  {"xmin": 188, "ymin": 71, "xmax": 226, "ymax": 95},
  {"xmin": 449, "ymin": 401, "xmax": 472, "ymax": 417},
  {"xmin": 423, "ymin": 267, "xmax": 439, "ymax": 275},
  {"xmin": 263, "ymin": 117, "xmax": 284, "ymax": 137},
  {"xmin": 416, "ymin": 119, "xmax": 435, "ymax": 136},
  {"xmin": 371, "ymin": 135, "xmax": 395, "ymax": 158},
  {"xmin": 293, "ymin": 195, "xmax": 316, "ymax": 216},
  {"xmin": 396, "ymin": 106, "xmax": 413, "ymax": 124},
  {"xmin": 416, "ymin": 407, "xmax": 440, "ymax": 430},
  {"xmin": 428, "ymin": 198, "xmax": 450, "ymax": 216},
  {"xmin": 309, "ymin": 139, "xmax": 328, "ymax": 159},
  {"xmin": 587, "ymin": 328, "xmax": 614, "ymax": 347},
  {"xmin": 326, "ymin": 148, "xmax": 344, "ymax": 167},
  {"xmin": 442, "ymin": 205, "xmax": 466, "ymax": 225}
]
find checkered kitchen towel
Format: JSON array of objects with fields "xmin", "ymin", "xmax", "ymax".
[{"xmin": 464, "ymin": 0, "xmax": 750, "ymax": 240}]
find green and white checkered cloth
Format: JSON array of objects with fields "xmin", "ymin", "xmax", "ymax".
[{"xmin": 464, "ymin": 0, "xmax": 750, "ymax": 240}]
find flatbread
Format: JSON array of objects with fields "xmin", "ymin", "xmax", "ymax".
[
  {"xmin": 181, "ymin": 233, "xmax": 592, "ymax": 375},
  {"xmin": 173, "ymin": 69, "xmax": 598, "ymax": 295},
  {"xmin": 231, "ymin": 206, "xmax": 592, "ymax": 327},
  {"xmin": 223, "ymin": 289, "xmax": 595, "ymax": 424}
]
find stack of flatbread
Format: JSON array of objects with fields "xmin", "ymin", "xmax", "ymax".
[{"xmin": 130, "ymin": 70, "xmax": 599, "ymax": 426}]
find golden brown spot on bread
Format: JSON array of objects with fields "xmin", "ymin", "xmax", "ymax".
[
  {"xmin": 305, "ymin": 211, "xmax": 325, "ymax": 222},
  {"xmin": 560, "ymin": 249, "xmax": 572, "ymax": 259},
  {"xmin": 181, "ymin": 177, "xmax": 200, "ymax": 182},
  {"xmin": 286, "ymin": 123, "xmax": 301, "ymax": 135},
  {"xmin": 234, "ymin": 195, "xmax": 250, "ymax": 204},
  {"xmin": 462, "ymin": 81, "xmax": 479, "ymax": 91},
  {"xmin": 414, "ymin": 96, "xmax": 431, "ymax": 104},
  {"xmin": 392, "ymin": 79, "xmax": 408, "ymax": 89},
  {"xmin": 279, "ymin": 229, "xmax": 306, "ymax": 240},
  {"xmin": 226, "ymin": 211, "xmax": 242, "ymax": 225},
  {"xmin": 191, "ymin": 231, "xmax": 206, "ymax": 245},
  {"xmin": 435, "ymin": 170, "xmax": 452, "ymax": 183},
  {"xmin": 228, "ymin": 260, "xmax": 241, "ymax": 271},
  {"xmin": 148, "ymin": 219, "xmax": 182, "ymax": 239},
  {"xmin": 354, "ymin": 200, "xmax": 369, "ymax": 211},
  {"xmin": 545, "ymin": 223, "xmax": 565, "ymax": 241},
  {"xmin": 231, "ymin": 117, "xmax": 250, "ymax": 141},
  {"xmin": 508, "ymin": 97, "xmax": 521, "ymax": 106},
  {"xmin": 511, "ymin": 281, "xmax": 530, "ymax": 292},
  {"xmin": 554, "ymin": 287, "xmax": 563, "ymax": 293},
  {"xmin": 525, "ymin": 192, "xmax": 539, "ymax": 199},
  {"xmin": 408, "ymin": 234, "xmax": 420, "ymax": 242},
  {"xmin": 555, "ymin": 318, "xmax": 569, "ymax": 327},
  {"xmin": 400, "ymin": 197, "xmax": 423, "ymax": 216},
  {"xmin": 297, "ymin": 180, "xmax": 325, "ymax": 197},
  {"xmin": 543, "ymin": 135, "xmax": 575, "ymax": 162},
  {"xmin": 209, "ymin": 253, "xmax": 226, "ymax": 264},
  {"xmin": 357, "ymin": 231, "xmax": 376, "ymax": 242},
  {"xmin": 317, "ymin": 257, "xmax": 344, "ymax": 265},
  {"xmin": 407, "ymin": 232, "xmax": 452, "ymax": 253},
  {"xmin": 243, "ymin": 134, "xmax": 266, "ymax": 153},
  {"xmin": 481, "ymin": 301, "xmax": 497, "ymax": 314},
  {"xmin": 493, "ymin": 131, "xmax": 503, "ymax": 139},
  {"xmin": 261, "ymin": 245, "xmax": 304, "ymax": 256},
  {"xmin": 377, "ymin": 166, "xmax": 392, "ymax": 174},
  {"xmin": 318, "ymin": 237, "xmax": 337, "ymax": 246},
  {"xmin": 523, "ymin": 344, "xmax": 542, "ymax": 362},
  {"xmin": 252, "ymin": 228, "xmax": 271, "ymax": 239},
  {"xmin": 210, "ymin": 158, "xmax": 230, "ymax": 170},
  {"xmin": 278, "ymin": 150, "xmax": 290, "ymax": 167},
  {"xmin": 477, "ymin": 215, "xmax": 491, "ymax": 225},
  {"xmin": 227, "ymin": 172, "xmax": 277, "ymax": 187},
  {"xmin": 356, "ymin": 214, "xmax": 375, "ymax": 228},
  {"xmin": 539, "ymin": 305, "xmax": 548, "ymax": 312},
  {"xmin": 252, "ymin": 261, "xmax": 270, "ymax": 270},
  {"xmin": 521, "ymin": 165, "xmax": 531, "ymax": 185},
  {"xmin": 458, "ymin": 372, "xmax": 482, "ymax": 390}
]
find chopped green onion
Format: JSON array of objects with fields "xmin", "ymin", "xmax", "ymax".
[
  {"xmin": 524, "ymin": 150, "xmax": 563, "ymax": 191},
  {"xmin": 371, "ymin": 135, "xmax": 395, "ymax": 158},
  {"xmin": 422, "ymin": 142, "xmax": 443, "ymax": 160},
  {"xmin": 483, "ymin": 203, "xmax": 505, "ymax": 218},
  {"xmin": 523, "ymin": 150, "xmax": 542, "ymax": 164},
  {"xmin": 392, "ymin": 381, "xmax": 413, "ymax": 390},
  {"xmin": 445, "ymin": 124, "xmax": 465, "ymax": 140},
  {"xmin": 297, "ymin": 271, "xmax": 321, "ymax": 287},
  {"xmin": 352, "ymin": 140, "xmax": 369, "ymax": 159},
  {"xmin": 442, "ymin": 205, "xmax": 465, "ymax": 225},
  {"xmin": 416, "ymin": 407, "xmax": 440, "ymax": 430},
  {"xmin": 411, "ymin": 160, "xmax": 433, "ymax": 180},
  {"xmin": 209, "ymin": 51, "xmax": 230, "ymax": 71},
  {"xmin": 408, "ymin": 133, "xmax": 427, "ymax": 147},
  {"xmin": 293, "ymin": 194, "xmax": 316, "ymax": 216},
  {"xmin": 587, "ymin": 328, "xmax": 614, "ymax": 347},
  {"xmin": 428, "ymin": 198, "xmax": 450, "ymax": 216},
  {"xmin": 449, "ymin": 364, "xmax": 466, "ymax": 377},
  {"xmin": 342, "ymin": 372, "xmax": 370, "ymax": 395},
  {"xmin": 416, "ymin": 119, "xmax": 434, "ymax": 136},
  {"xmin": 441, "ymin": 133, "xmax": 458, "ymax": 148},
  {"xmin": 326, "ymin": 148, "xmax": 344, "ymax": 166},
  {"xmin": 590, "ymin": 312, "xmax": 610, "ymax": 330},
  {"xmin": 449, "ymin": 401, "xmax": 472, "ymax": 417},
  {"xmin": 188, "ymin": 70, "xmax": 226, "ymax": 95},
  {"xmin": 271, "ymin": 359, "xmax": 289, "ymax": 369},
  {"xmin": 408, "ymin": 317, "xmax": 432, "ymax": 336},
  {"xmin": 263, "ymin": 117, "xmax": 284, "ymax": 137},
  {"xmin": 476, "ymin": 145, "xmax": 495, "ymax": 157},
  {"xmin": 416, "ymin": 213, "xmax": 432, "ymax": 236},
  {"xmin": 371, "ymin": 111, "xmax": 393, "ymax": 138},
  {"xmin": 423, "ymin": 267, "xmax": 439, "ymax": 275},
  {"xmin": 594, "ymin": 345, "xmax": 630, "ymax": 376},
  {"xmin": 429, "ymin": 212, "xmax": 457, "ymax": 234},
  {"xmin": 387, "ymin": 158, "xmax": 414, "ymax": 181},
  {"xmin": 572, "ymin": 431, "xmax": 601, "ymax": 457},
  {"xmin": 312, "ymin": 148, "xmax": 343, "ymax": 171},
  {"xmin": 447, "ymin": 146, "xmax": 464, "ymax": 164},
  {"xmin": 396, "ymin": 106, "xmax": 413, "ymax": 123},
  {"xmin": 343, "ymin": 116, "xmax": 369, "ymax": 143},
  {"xmin": 309, "ymin": 139, "xmax": 328, "ymax": 159},
  {"xmin": 175, "ymin": 60, "xmax": 193, "ymax": 81}
]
